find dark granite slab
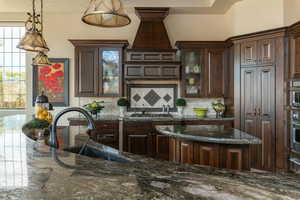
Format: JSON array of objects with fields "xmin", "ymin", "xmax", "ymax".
[
  {"xmin": 0, "ymin": 115, "xmax": 300, "ymax": 199},
  {"xmin": 68, "ymin": 115, "xmax": 234, "ymax": 122},
  {"xmin": 156, "ymin": 125, "xmax": 261, "ymax": 144}
]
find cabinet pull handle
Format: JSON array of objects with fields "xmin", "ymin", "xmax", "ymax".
[{"xmin": 254, "ymin": 108, "xmax": 257, "ymax": 116}]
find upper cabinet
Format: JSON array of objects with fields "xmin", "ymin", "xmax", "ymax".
[
  {"xmin": 70, "ymin": 40, "xmax": 128, "ymax": 97},
  {"xmin": 241, "ymin": 39, "xmax": 275, "ymax": 66},
  {"xmin": 288, "ymin": 23, "xmax": 300, "ymax": 79},
  {"xmin": 176, "ymin": 41, "xmax": 229, "ymax": 98}
]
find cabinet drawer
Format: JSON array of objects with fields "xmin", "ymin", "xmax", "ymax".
[
  {"xmin": 127, "ymin": 51, "xmax": 176, "ymax": 61},
  {"xmin": 144, "ymin": 66, "xmax": 160, "ymax": 76}
]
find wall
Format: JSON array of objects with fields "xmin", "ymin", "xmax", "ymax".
[
  {"xmin": 284, "ymin": 0, "xmax": 300, "ymax": 26},
  {"xmin": 226, "ymin": 0, "xmax": 284, "ymax": 36}
]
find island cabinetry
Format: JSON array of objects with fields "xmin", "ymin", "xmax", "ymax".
[
  {"xmin": 168, "ymin": 137, "xmax": 250, "ymax": 170},
  {"xmin": 70, "ymin": 40, "xmax": 129, "ymax": 97},
  {"xmin": 175, "ymin": 41, "xmax": 229, "ymax": 98}
]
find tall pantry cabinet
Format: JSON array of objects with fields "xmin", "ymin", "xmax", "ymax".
[{"xmin": 233, "ymin": 29, "xmax": 287, "ymax": 172}]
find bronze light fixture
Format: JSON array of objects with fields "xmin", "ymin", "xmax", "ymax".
[
  {"xmin": 17, "ymin": 0, "xmax": 51, "ymax": 66},
  {"xmin": 82, "ymin": 0, "xmax": 131, "ymax": 28}
]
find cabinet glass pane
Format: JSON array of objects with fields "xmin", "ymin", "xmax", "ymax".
[
  {"xmin": 184, "ymin": 51, "xmax": 203, "ymax": 95},
  {"xmin": 102, "ymin": 50, "xmax": 119, "ymax": 95}
]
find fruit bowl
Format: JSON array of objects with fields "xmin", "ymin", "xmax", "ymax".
[
  {"xmin": 193, "ymin": 108, "xmax": 208, "ymax": 117},
  {"xmin": 83, "ymin": 101, "xmax": 104, "ymax": 118}
]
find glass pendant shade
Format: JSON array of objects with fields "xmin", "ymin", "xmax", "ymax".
[
  {"xmin": 32, "ymin": 52, "xmax": 51, "ymax": 66},
  {"xmin": 82, "ymin": 0, "xmax": 131, "ymax": 27},
  {"xmin": 17, "ymin": 31, "xmax": 49, "ymax": 52}
]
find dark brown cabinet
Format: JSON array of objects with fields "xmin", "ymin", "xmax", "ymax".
[
  {"xmin": 241, "ymin": 39, "xmax": 275, "ymax": 66},
  {"xmin": 289, "ymin": 36, "xmax": 300, "ymax": 79},
  {"xmin": 76, "ymin": 47, "xmax": 99, "ymax": 96},
  {"xmin": 168, "ymin": 137, "xmax": 250, "ymax": 170},
  {"xmin": 176, "ymin": 41, "xmax": 228, "ymax": 98},
  {"xmin": 234, "ymin": 31, "xmax": 286, "ymax": 171},
  {"xmin": 241, "ymin": 65, "xmax": 275, "ymax": 170},
  {"xmin": 70, "ymin": 40, "xmax": 128, "ymax": 97}
]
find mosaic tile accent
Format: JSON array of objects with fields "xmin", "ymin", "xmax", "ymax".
[
  {"xmin": 133, "ymin": 94, "xmax": 141, "ymax": 102},
  {"xmin": 128, "ymin": 84, "xmax": 177, "ymax": 112},
  {"xmin": 163, "ymin": 94, "xmax": 172, "ymax": 102},
  {"xmin": 144, "ymin": 90, "xmax": 161, "ymax": 106}
]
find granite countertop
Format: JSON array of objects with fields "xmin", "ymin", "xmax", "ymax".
[
  {"xmin": 156, "ymin": 125, "xmax": 262, "ymax": 144},
  {"xmin": 68, "ymin": 115, "xmax": 234, "ymax": 122},
  {"xmin": 1, "ymin": 115, "xmax": 300, "ymax": 199}
]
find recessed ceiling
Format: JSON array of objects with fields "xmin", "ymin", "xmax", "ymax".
[{"xmin": 0, "ymin": 0, "xmax": 243, "ymax": 14}]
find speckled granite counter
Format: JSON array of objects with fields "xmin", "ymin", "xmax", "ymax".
[
  {"xmin": 68, "ymin": 115, "xmax": 234, "ymax": 122},
  {"xmin": 1, "ymin": 115, "xmax": 300, "ymax": 199},
  {"xmin": 156, "ymin": 125, "xmax": 261, "ymax": 144}
]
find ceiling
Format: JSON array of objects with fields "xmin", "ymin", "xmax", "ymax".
[{"xmin": 0, "ymin": 0, "xmax": 243, "ymax": 14}]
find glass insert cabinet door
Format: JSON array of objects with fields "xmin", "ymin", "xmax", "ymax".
[
  {"xmin": 100, "ymin": 48, "xmax": 122, "ymax": 96},
  {"xmin": 182, "ymin": 50, "xmax": 204, "ymax": 97}
]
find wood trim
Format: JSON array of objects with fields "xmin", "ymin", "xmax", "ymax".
[
  {"xmin": 234, "ymin": 44, "xmax": 241, "ymax": 129},
  {"xmin": 228, "ymin": 27, "xmax": 287, "ymax": 42},
  {"xmin": 175, "ymin": 41, "xmax": 230, "ymax": 49},
  {"xmin": 69, "ymin": 40, "xmax": 129, "ymax": 47}
]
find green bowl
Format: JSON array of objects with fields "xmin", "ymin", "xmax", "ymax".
[{"xmin": 193, "ymin": 108, "xmax": 208, "ymax": 117}]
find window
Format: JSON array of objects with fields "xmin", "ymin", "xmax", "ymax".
[{"xmin": 0, "ymin": 26, "xmax": 26, "ymax": 109}]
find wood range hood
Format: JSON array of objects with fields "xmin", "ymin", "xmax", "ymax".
[{"xmin": 125, "ymin": 7, "xmax": 180, "ymax": 80}]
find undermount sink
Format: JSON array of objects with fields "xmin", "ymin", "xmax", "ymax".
[
  {"xmin": 130, "ymin": 113, "xmax": 173, "ymax": 118},
  {"xmin": 63, "ymin": 145, "xmax": 131, "ymax": 163}
]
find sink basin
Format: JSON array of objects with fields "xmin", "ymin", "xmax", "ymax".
[
  {"xmin": 130, "ymin": 113, "xmax": 173, "ymax": 118},
  {"xmin": 63, "ymin": 145, "xmax": 131, "ymax": 163}
]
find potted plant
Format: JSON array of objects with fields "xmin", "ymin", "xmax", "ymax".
[
  {"xmin": 176, "ymin": 98, "xmax": 187, "ymax": 117},
  {"xmin": 117, "ymin": 98, "xmax": 130, "ymax": 117}
]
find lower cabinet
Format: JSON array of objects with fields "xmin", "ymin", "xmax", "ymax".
[{"xmin": 169, "ymin": 138, "xmax": 250, "ymax": 170}]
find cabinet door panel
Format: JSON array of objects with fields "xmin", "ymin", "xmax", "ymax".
[
  {"xmin": 156, "ymin": 135, "xmax": 169, "ymax": 160},
  {"xmin": 256, "ymin": 66, "xmax": 275, "ymax": 171},
  {"xmin": 100, "ymin": 48, "xmax": 122, "ymax": 96},
  {"xmin": 194, "ymin": 143, "xmax": 219, "ymax": 167},
  {"xmin": 180, "ymin": 141, "xmax": 194, "ymax": 164},
  {"xmin": 76, "ymin": 47, "xmax": 99, "ymax": 97},
  {"xmin": 206, "ymin": 49, "xmax": 224, "ymax": 97},
  {"xmin": 241, "ymin": 41, "xmax": 257, "ymax": 66},
  {"xmin": 181, "ymin": 50, "xmax": 205, "ymax": 97},
  {"xmin": 258, "ymin": 39, "xmax": 275, "ymax": 64},
  {"xmin": 128, "ymin": 135, "xmax": 148, "ymax": 155},
  {"xmin": 241, "ymin": 68, "xmax": 257, "ymax": 131},
  {"xmin": 290, "ymin": 37, "xmax": 300, "ymax": 79}
]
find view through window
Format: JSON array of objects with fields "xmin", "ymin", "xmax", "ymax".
[{"xmin": 0, "ymin": 26, "xmax": 26, "ymax": 109}]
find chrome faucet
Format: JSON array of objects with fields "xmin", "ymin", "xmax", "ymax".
[
  {"xmin": 49, "ymin": 107, "xmax": 96, "ymax": 149},
  {"xmin": 166, "ymin": 105, "xmax": 170, "ymax": 114}
]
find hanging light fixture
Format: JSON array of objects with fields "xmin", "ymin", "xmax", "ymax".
[
  {"xmin": 18, "ymin": 0, "xmax": 51, "ymax": 66},
  {"xmin": 82, "ymin": 0, "xmax": 131, "ymax": 28},
  {"xmin": 17, "ymin": 0, "xmax": 49, "ymax": 52},
  {"xmin": 32, "ymin": 52, "xmax": 51, "ymax": 66}
]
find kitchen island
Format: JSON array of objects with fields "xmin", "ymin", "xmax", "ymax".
[
  {"xmin": 1, "ymin": 115, "xmax": 300, "ymax": 199},
  {"xmin": 156, "ymin": 125, "xmax": 261, "ymax": 170}
]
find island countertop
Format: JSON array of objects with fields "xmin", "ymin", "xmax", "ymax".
[
  {"xmin": 1, "ymin": 115, "xmax": 300, "ymax": 200},
  {"xmin": 156, "ymin": 125, "xmax": 261, "ymax": 144}
]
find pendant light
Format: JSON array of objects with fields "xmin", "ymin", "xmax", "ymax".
[
  {"xmin": 17, "ymin": 0, "xmax": 49, "ymax": 52},
  {"xmin": 32, "ymin": 52, "xmax": 51, "ymax": 66},
  {"xmin": 18, "ymin": 0, "xmax": 51, "ymax": 66},
  {"xmin": 82, "ymin": 0, "xmax": 131, "ymax": 28}
]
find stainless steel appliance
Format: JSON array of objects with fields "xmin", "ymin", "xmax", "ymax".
[{"xmin": 292, "ymin": 123, "xmax": 300, "ymax": 153}]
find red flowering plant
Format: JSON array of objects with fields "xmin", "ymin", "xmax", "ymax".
[{"xmin": 38, "ymin": 63, "xmax": 64, "ymax": 97}]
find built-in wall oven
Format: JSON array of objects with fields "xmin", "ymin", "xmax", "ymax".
[{"xmin": 292, "ymin": 122, "xmax": 300, "ymax": 153}]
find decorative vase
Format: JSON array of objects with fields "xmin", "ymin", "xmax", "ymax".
[
  {"xmin": 119, "ymin": 106, "xmax": 127, "ymax": 117},
  {"xmin": 177, "ymin": 106, "xmax": 184, "ymax": 117}
]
